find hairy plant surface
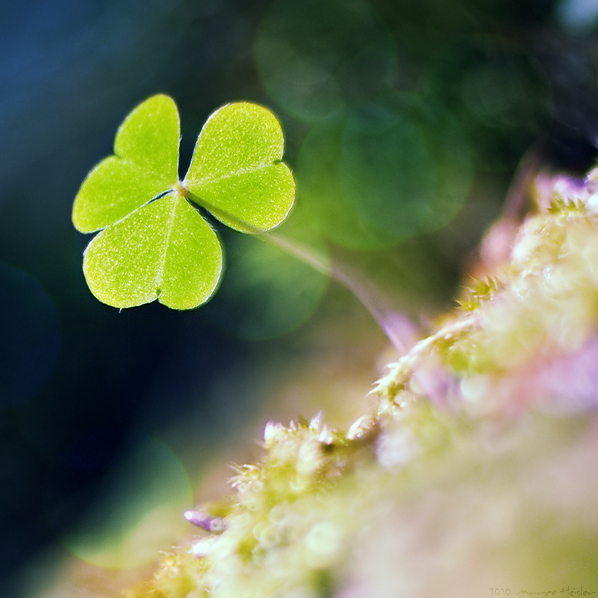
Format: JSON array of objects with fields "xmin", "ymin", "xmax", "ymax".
[{"xmin": 123, "ymin": 173, "xmax": 598, "ymax": 597}]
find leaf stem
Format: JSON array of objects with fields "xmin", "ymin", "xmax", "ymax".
[{"xmin": 182, "ymin": 185, "xmax": 418, "ymax": 352}]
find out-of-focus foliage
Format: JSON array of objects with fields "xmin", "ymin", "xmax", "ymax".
[
  {"xmin": 253, "ymin": 0, "xmax": 560, "ymax": 263},
  {"xmin": 254, "ymin": 0, "xmax": 400, "ymax": 123},
  {"xmin": 378, "ymin": 177, "xmax": 598, "ymax": 413},
  {"xmin": 297, "ymin": 94, "xmax": 474, "ymax": 250},
  {"xmin": 424, "ymin": 36, "xmax": 553, "ymax": 171}
]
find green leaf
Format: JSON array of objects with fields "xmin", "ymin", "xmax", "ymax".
[
  {"xmin": 72, "ymin": 95, "xmax": 295, "ymax": 311},
  {"xmin": 184, "ymin": 102, "xmax": 295, "ymax": 233},
  {"xmin": 73, "ymin": 94, "xmax": 180, "ymax": 233},
  {"xmin": 82, "ymin": 193, "xmax": 223, "ymax": 310}
]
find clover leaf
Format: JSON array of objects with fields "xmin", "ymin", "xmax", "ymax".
[{"xmin": 72, "ymin": 95, "xmax": 295, "ymax": 310}]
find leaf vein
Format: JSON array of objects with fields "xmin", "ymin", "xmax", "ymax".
[
  {"xmin": 185, "ymin": 160, "xmax": 278, "ymax": 187},
  {"xmin": 155, "ymin": 196, "xmax": 178, "ymax": 293}
]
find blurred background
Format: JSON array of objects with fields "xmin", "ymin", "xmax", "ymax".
[{"xmin": 2, "ymin": 0, "xmax": 598, "ymax": 595}]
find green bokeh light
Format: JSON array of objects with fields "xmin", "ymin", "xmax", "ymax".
[
  {"xmin": 50, "ymin": 436, "xmax": 192, "ymax": 569},
  {"xmin": 297, "ymin": 94, "xmax": 473, "ymax": 250},
  {"xmin": 201, "ymin": 229, "xmax": 329, "ymax": 341},
  {"xmin": 254, "ymin": 0, "xmax": 399, "ymax": 123},
  {"xmin": 424, "ymin": 35, "xmax": 552, "ymax": 170},
  {"xmin": 340, "ymin": 96, "xmax": 436, "ymax": 239}
]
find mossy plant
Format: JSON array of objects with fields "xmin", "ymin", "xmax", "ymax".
[{"xmin": 73, "ymin": 98, "xmax": 598, "ymax": 597}]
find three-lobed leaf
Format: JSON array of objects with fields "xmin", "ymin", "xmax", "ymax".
[{"xmin": 72, "ymin": 95, "xmax": 295, "ymax": 310}]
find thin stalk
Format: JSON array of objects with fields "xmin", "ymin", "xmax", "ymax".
[{"xmin": 181, "ymin": 185, "xmax": 416, "ymax": 352}]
